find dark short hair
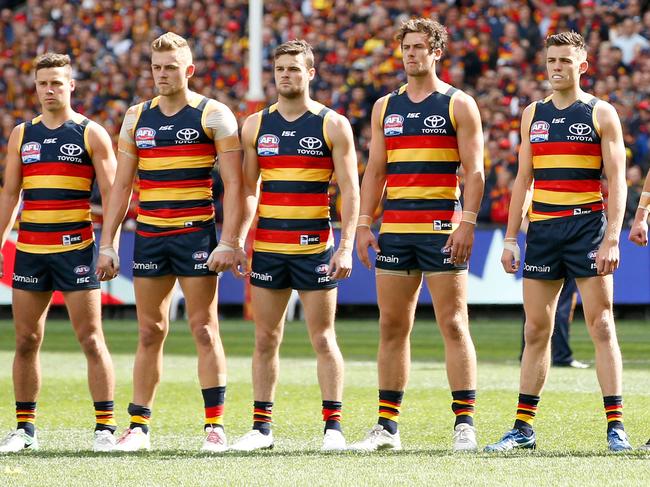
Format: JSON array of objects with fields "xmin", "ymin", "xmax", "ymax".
[
  {"xmin": 395, "ymin": 18, "xmax": 447, "ymax": 53},
  {"xmin": 34, "ymin": 53, "xmax": 71, "ymax": 72},
  {"xmin": 545, "ymin": 31, "xmax": 587, "ymax": 53},
  {"xmin": 274, "ymin": 39, "xmax": 314, "ymax": 69}
]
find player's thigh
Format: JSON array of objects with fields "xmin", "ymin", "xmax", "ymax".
[
  {"xmin": 425, "ymin": 271, "xmax": 468, "ymax": 327},
  {"xmin": 63, "ymin": 288, "xmax": 103, "ymax": 339},
  {"xmin": 575, "ymin": 274, "xmax": 614, "ymax": 325},
  {"xmin": 178, "ymin": 275, "xmax": 219, "ymax": 326},
  {"xmin": 250, "ymin": 285, "xmax": 292, "ymax": 333},
  {"xmin": 12, "ymin": 289, "xmax": 52, "ymax": 338},
  {"xmin": 376, "ymin": 272, "xmax": 422, "ymax": 326},
  {"xmin": 133, "ymin": 275, "xmax": 177, "ymax": 326},
  {"xmin": 299, "ymin": 287, "xmax": 337, "ymax": 335},
  {"xmin": 522, "ymin": 278, "xmax": 564, "ymax": 326}
]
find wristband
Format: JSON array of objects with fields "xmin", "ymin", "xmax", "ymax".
[
  {"xmin": 212, "ymin": 241, "xmax": 235, "ymax": 253},
  {"xmin": 356, "ymin": 223, "xmax": 371, "ymax": 229},
  {"xmin": 639, "ymin": 191, "xmax": 650, "ymax": 211},
  {"xmin": 99, "ymin": 246, "xmax": 120, "ymax": 267},
  {"xmin": 358, "ymin": 214, "xmax": 373, "ymax": 226},
  {"xmin": 461, "ymin": 210, "xmax": 477, "ymax": 225}
]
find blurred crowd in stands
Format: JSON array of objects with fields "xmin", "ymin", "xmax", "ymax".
[{"xmin": 1, "ymin": 0, "xmax": 649, "ymax": 227}]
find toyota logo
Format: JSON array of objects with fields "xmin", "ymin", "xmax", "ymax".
[
  {"xmin": 569, "ymin": 123, "xmax": 591, "ymax": 136},
  {"xmin": 60, "ymin": 143, "xmax": 83, "ymax": 156},
  {"xmin": 299, "ymin": 137, "xmax": 323, "ymax": 150},
  {"xmin": 424, "ymin": 115, "xmax": 446, "ymax": 128},
  {"xmin": 176, "ymin": 128, "xmax": 200, "ymax": 141}
]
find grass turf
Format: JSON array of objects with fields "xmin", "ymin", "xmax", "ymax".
[{"xmin": 0, "ymin": 318, "xmax": 649, "ymax": 486}]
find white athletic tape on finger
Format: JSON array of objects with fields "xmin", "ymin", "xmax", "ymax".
[
  {"xmin": 503, "ymin": 241, "xmax": 520, "ymax": 262},
  {"xmin": 99, "ymin": 246, "xmax": 120, "ymax": 268}
]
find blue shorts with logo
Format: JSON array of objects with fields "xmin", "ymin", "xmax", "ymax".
[
  {"xmin": 523, "ymin": 211, "xmax": 606, "ymax": 280},
  {"xmin": 375, "ymin": 233, "xmax": 468, "ymax": 272},
  {"xmin": 12, "ymin": 243, "xmax": 100, "ymax": 292},
  {"xmin": 133, "ymin": 225, "xmax": 218, "ymax": 277},
  {"xmin": 250, "ymin": 248, "xmax": 337, "ymax": 290}
]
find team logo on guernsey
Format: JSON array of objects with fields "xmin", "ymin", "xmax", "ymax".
[
  {"xmin": 135, "ymin": 127, "xmax": 157, "ymax": 148},
  {"xmin": 21, "ymin": 142, "xmax": 41, "ymax": 163},
  {"xmin": 424, "ymin": 115, "xmax": 446, "ymax": 128},
  {"xmin": 384, "ymin": 114, "xmax": 404, "ymax": 136},
  {"xmin": 74, "ymin": 265, "xmax": 90, "ymax": 276},
  {"xmin": 60, "ymin": 143, "xmax": 83, "ymax": 156},
  {"xmin": 176, "ymin": 128, "xmax": 200, "ymax": 142},
  {"xmin": 315, "ymin": 264, "xmax": 329, "ymax": 275},
  {"xmin": 258, "ymin": 134, "xmax": 280, "ymax": 156},
  {"xmin": 567, "ymin": 123, "xmax": 593, "ymax": 141},
  {"xmin": 530, "ymin": 121, "xmax": 550, "ymax": 142}
]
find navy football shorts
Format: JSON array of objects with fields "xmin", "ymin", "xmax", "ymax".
[{"xmin": 250, "ymin": 247, "xmax": 337, "ymax": 290}]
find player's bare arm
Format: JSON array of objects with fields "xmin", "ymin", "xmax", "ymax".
[
  {"xmin": 356, "ymin": 96, "xmax": 388, "ymax": 269},
  {"xmin": 327, "ymin": 112, "xmax": 360, "ymax": 279},
  {"xmin": 96, "ymin": 105, "xmax": 140, "ymax": 276},
  {"xmin": 501, "ymin": 103, "xmax": 535, "ymax": 274},
  {"xmin": 87, "ymin": 121, "xmax": 118, "ymax": 281},
  {"xmin": 0, "ymin": 125, "xmax": 25, "ymax": 278},
  {"xmin": 446, "ymin": 92, "xmax": 485, "ymax": 265},
  {"xmin": 628, "ymin": 162, "xmax": 650, "ymax": 246},
  {"xmin": 596, "ymin": 100, "xmax": 627, "ymax": 275},
  {"xmin": 203, "ymin": 102, "xmax": 244, "ymax": 275}
]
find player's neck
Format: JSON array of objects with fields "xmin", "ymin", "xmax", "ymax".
[
  {"xmin": 406, "ymin": 70, "xmax": 445, "ymax": 102},
  {"xmin": 276, "ymin": 93, "xmax": 312, "ymax": 122},
  {"xmin": 551, "ymin": 86, "xmax": 585, "ymax": 109},
  {"xmin": 157, "ymin": 88, "xmax": 193, "ymax": 116},
  {"xmin": 40, "ymin": 106, "xmax": 75, "ymax": 129}
]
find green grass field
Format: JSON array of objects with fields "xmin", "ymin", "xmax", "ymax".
[{"xmin": 0, "ymin": 317, "xmax": 649, "ymax": 486}]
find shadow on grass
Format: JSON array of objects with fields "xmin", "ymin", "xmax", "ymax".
[{"xmin": 7, "ymin": 448, "xmax": 649, "ymax": 460}]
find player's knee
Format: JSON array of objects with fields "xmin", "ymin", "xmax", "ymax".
[
  {"xmin": 379, "ymin": 316, "xmax": 411, "ymax": 343},
  {"xmin": 139, "ymin": 321, "xmax": 167, "ymax": 348},
  {"xmin": 15, "ymin": 332, "xmax": 42, "ymax": 355},
  {"xmin": 78, "ymin": 333, "xmax": 105, "ymax": 358},
  {"xmin": 438, "ymin": 315, "xmax": 468, "ymax": 343},
  {"xmin": 587, "ymin": 313, "xmax": 615, "ymax": 343},
  {"xmin": 524, "ymin": 320, "xmax": 553, "ymax": 345},
  {"xmin": 310, "ymin": 332, "xmax": 338, "ymax": 356},
  {"xmin": 255, "ymin": 327, "xmax": 282, "ymax": 354},
  {"xmin": 192, "ymin": 324, "xmax": 217, "ymax": 349}
]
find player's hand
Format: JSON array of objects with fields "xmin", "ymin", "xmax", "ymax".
[
  {"xmin": 628, "ymin": 220, "xmax": 648, "ymax": 247},
  {"xmin": 96, "ymin": 246, "xmax": 119, "ymax": 281},
  {"xmin": 207, "ymin": 244, "xmax": 235, "ymax": 273},
  {"xmin": 501, "ymin": 237, "xmax": 520, "ymax": 273},
  {"xmin": 232, "ymin": 248, "xmax": 248, "ymax": 278},
  {"xmin": 356, "ymin": 226, "xmax": 380, "ymax": 269},
  {"xmin": 445, "ymin": 222, "xmax": 475, "ymax": 266},
  {"xmin": 328, "ymin": 247, "xmax": 353, "ymax": 280},
  {"xmin": 596, "ymin": 239, "xmax": 620, "ymax": 275}
]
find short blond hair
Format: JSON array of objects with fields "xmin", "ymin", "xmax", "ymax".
[
  {"xmin": 151, "ymin": 32, "xmax": 193, "ymax": 63},
  {"xmin": 396, "ymin": 18, "xmax": 448, "ymax": 53}
]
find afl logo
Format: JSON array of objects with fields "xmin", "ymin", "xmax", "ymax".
[
  {"xmin": 569, "ymin": 123, "xmax": 591, "ymax": 136},
  {"xmin": 192, "ymin": 251, "xmax": 208, "ymax": 261},
  {"xmin": 21, "ymin": 142, "xmax": 41, "ymax": 163},
  {"xmin": 424, "ymin": 115, "xmax": 446, "ymax": 128},
  {"xmin": 587, "ymin": 249, "xmax": 598, "ymax": 260},
  {"xmin": 530, "ymin": 121, "xmax": 550, "ymax": 142},
  {"xmin": 60, "ymin": 143, "xmax": 83, "ymax": 157},
  {"xmin": 176, "ymin": 128, "xmax": 200, "ymax": 141},
  {"xmin": 258, "ymin": 134, "xmax": 280, "ymax": 156},
  {"xmin": 74, "ymin": 265, "xmax": 90, "ymax": 275},
  {"xmin": 315, "ymin": 263, "xmax": 329, "ymax": 275},
  {"xmin": 384, "ymin": 114, "xmax": 404, "ymax": 136},
  {"xmin": 135, "ymin": 127, "xmax": 156, "ymax": 148},
  {"xmin": 299, "ymin": 137, "xmax": 323, "ymax": 150}
]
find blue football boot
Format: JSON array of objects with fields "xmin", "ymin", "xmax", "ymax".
[
  {"xmin": 607, "ymin": 428, "xmax": 632, "ymax": 452},
  {"xmin": 484, "ymin": 428, "xmax": 536, "ymax": 452}
]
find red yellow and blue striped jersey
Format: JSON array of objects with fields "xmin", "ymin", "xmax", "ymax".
[
  {"xmin": 132, "ymin": 96, "xmax": 217, "ymax": 237},
  {"xmin": 253, "ymin": 102, "xmax": 335, "ymax": 255},
  {"xmin": 379, "ymin": 85, "xmax": 462, "ymax": 235},
  {"xmin": 17, "ymin": 114, "xmax": 95, "ymax": 254},
  {"xmin": 529, "ymin": 96, "xmax": 603, "ymax": 222}
]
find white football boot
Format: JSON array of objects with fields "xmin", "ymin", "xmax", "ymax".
[
  {"xmin": 321, "ymin": 429, "xmax": 346, "ymax": 452},
  {"xmin": 113, "ymin": 427, "xmax": 150, "ymax": 452},
  {"xmin": 0, "ymin": 429, "xmax": 39, "ymax": 453},
  {"xmin": 93, "ymin": 430, "xmax": 117, "ymax": 452},
  {"xmin": 452, "ymin": 423, "xmax": 478, "ymax": 452},
  {"xmin": 348, "ymin": 424, "xmax": 401, "ymax": 452},
  {"xmin": 230, "ymin": 430, "xmax": 274, "ymax": 451},
  {"xmin": 201, "ymin": 426, "xmax": 228, "ymax": 453}
]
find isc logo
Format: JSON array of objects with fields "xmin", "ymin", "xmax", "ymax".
[
  {"xmin": 282, "ymin": 131, "xmax": 296, "ymax": 136},
  {"xmin": 406, "ymin": 113, "xmax": 420, "ymax": 118},
  {"xmin": 76, "ymin": 277, "xmax": 90, "ymax": 284},
  {"xmin": 43, "ymin": 138, "xmax": 58, "ymax": 144}
]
